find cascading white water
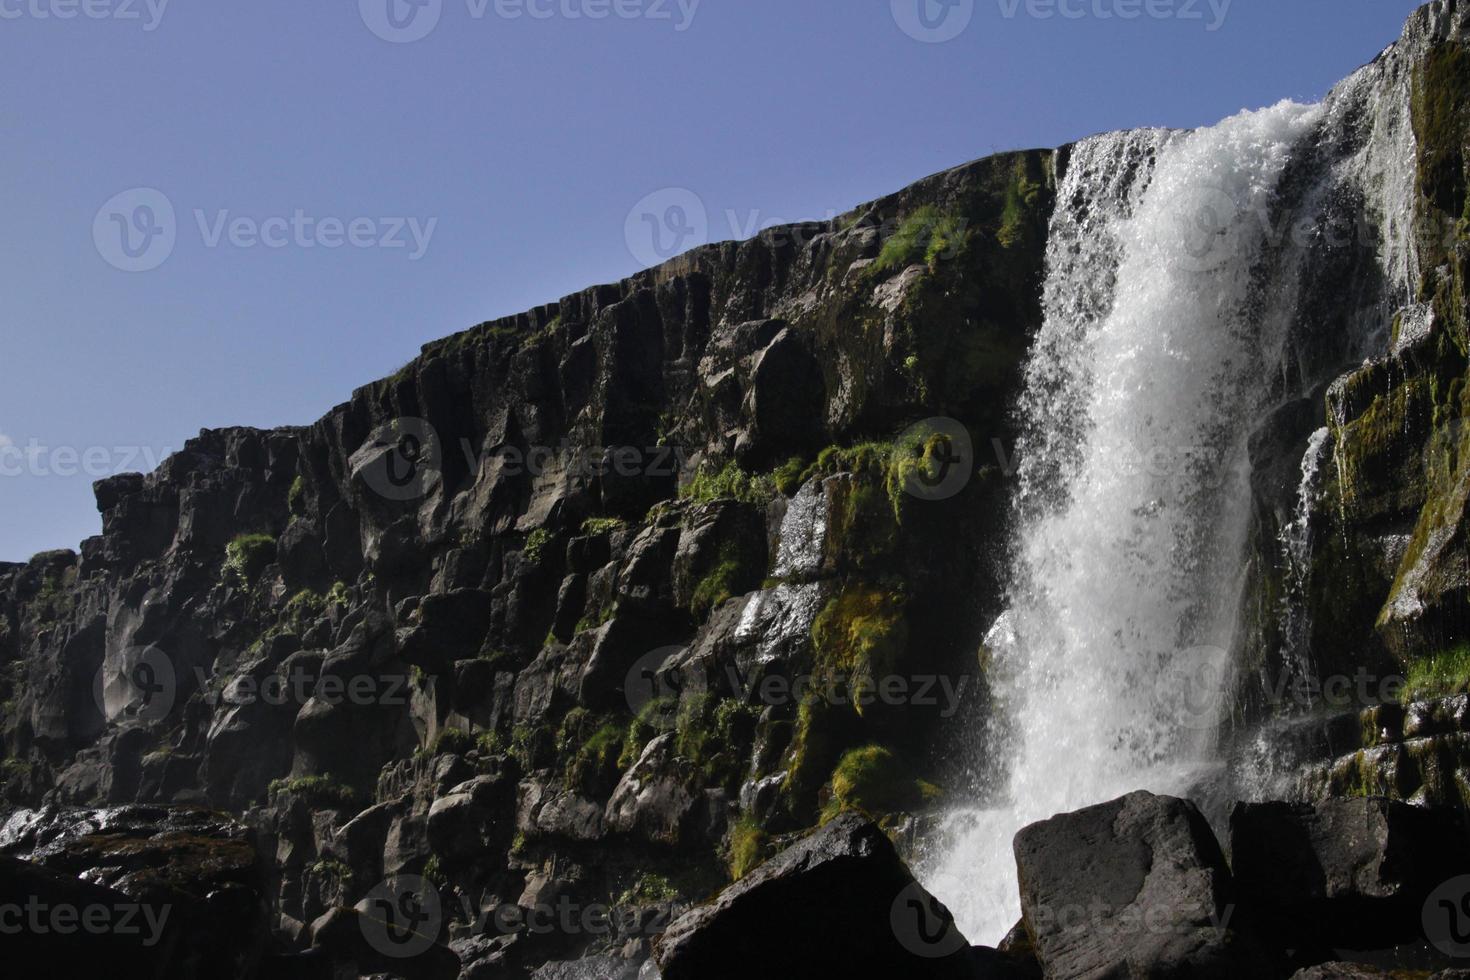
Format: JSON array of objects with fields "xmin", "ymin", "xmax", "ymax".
[
  {"xmin": 922, "ymin": 34, "xmax": 1422, "ymax": 938},
  {"xmin": 1277, "ymin": 426, "xmax": 1332, "ymax": 688}
]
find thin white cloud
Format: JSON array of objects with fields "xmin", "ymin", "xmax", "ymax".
[{"xmin": 0, "ymin": 432, "xmax": 12, "ymax": 448}]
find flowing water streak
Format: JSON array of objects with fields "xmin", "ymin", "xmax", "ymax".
[
  {"xmin": 922, "ymin": 100, "xmax": 1328, "ymax": 943},
  {"xmin": 1277, "ymin": 426, "xmax": 1332, "ymax": 688}
]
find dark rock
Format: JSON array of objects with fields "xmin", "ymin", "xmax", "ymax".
[
  {"xmin": 426, "ymin": 774, "xmax": 512, "ymax": 861},
  {"xmin": 1230, "ymin": 797, "xmax": 1470, "ymax": 952},
  {"xmin": 1014, "ymin": 791, "xmax": 1269, "ymax": 979},
  {"xmin": 0, "ymin": 853, "xmax": 186, "ymax": 979},
  {"xmin": 744, "ymin": 326, "xmax": 826, "ymax": 465},
  {"xmin": 0, "ymin": 804, "xmax": 267, "ymax": 979},
  {"xmin": 309, "ymin": 904, "xmax": 461, "ymax": 980},
  {"xmin": 654, "ymin": 812, "xmax": 973, "ymax": 979},
  {"xmin": 604, "ymin": 733, "xmax": 701, "ymax": 848}
]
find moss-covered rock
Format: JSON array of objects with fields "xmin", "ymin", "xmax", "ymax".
[{"xmin": 824, "ymin": 744, "xmax": 939, "ymax": 821}]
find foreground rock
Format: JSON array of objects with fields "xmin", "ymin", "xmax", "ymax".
[
  {"xmin": 0, "ymin": 853, "xmax": 185, "ymax": 979},
  {"xmin": 1014, "ymin": 791, "xmax": 1270, "ymax": 979},
  {"xmin": 0, "ymin": 804, "xmax": 269, "ymax": 978},
  {"xmin": 1231, "ymin": 797, "xmax": 1470, "ymax": 954},
  {"xmin": 654, "ymin": 812, "xmax": 978, "ymax": 979}
]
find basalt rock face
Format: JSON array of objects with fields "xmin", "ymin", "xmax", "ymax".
[
  {"xmin": 0, "ymin": 147, "xmax": 1054, "ymax": 973},
  {"xmin": 1, "ymin": 3, "xmax": 1468, "ymax": 975},
  {"xmin": 1234, "ymin": 0, "xmax": 1470, "ymax": 736}
]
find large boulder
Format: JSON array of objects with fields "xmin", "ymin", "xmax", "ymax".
[
  {"xmin": 653, "ymin": 812, "xmax": 975, "ymax": 979},
  {"xmin": 603, "ymin": 733, "xmax": 702, "ymax": 848},
  {"xmin": 1230, "ymin": 797, "xmax": 1470, "ymax": 952},
  {"xmin": 1013, "ymin": 791, "xmax": 1269, "ymax": 979},
  {"xmin": 0, "ymin": 853, "xmax": 185, "ymax": 980},
  {"xmin": 426, "ymin": 773, "xmax": 513, "ymax": 861}
]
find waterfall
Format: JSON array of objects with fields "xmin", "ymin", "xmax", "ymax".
[{"xmin": 922, "ymin": 34, "xmax": 1421, "ymax": 941}]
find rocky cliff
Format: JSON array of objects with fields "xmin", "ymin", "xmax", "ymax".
[
  {"xmin": 1, "ymin": 140, "xmax": 1054, "ymax": 974},
  {"xmin": 2, "ymin": 2, "xmax": 1469, "ymax": 977}
]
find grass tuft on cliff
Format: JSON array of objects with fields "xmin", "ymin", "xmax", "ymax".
[
  {"xmin": 224, "ymin": 533, "xmax": 276, "ymax": 587},
  {"xmin": 824, "ymin": 744, "xmax": 941, "ymax": 822},
  {"xmin": 726, "ymin": 816, "xmax": 771, "ymax": 881},
  {"xmin": 1404, "ymin": 643, "xmax": 1470, "ymax": 701},
  {"xmin": 680, "ymin": 461, "xmax": 775, "ymax": 505},
  {"xmin": 268, "ymin": 774, "xmax": 357, "ymax": 810},
  {"xmin": 871, "ymin": 205, "xmax": 972, "ymax": 276}
]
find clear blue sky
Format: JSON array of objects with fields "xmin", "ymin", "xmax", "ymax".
[{"xmin": 0, "ymin": 0, "xmax": 1426, "ymax": 561}]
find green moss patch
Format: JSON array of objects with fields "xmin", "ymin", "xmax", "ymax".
[
  {"xmin": 726, "ymin": 816, "xmax": 771, "ymax": 881},
  {"xmin": 680, "ymin": 461, "xmax": 776, "ymax": 505},
  {"xmin": 224, "ymin": 533, "xmax": 276, "ymax": 587},
  {"xmin": 429, "ymin": 727, "xmax": 475, "ymax": 757},
  {"xmin": 689, "ymin": 543, "xmax": 752, "ymax": 616},
  {"xmin": 673, "ymin": 694, "xmax": 760, "ymax": 789},
  {"xmin": 811, "ymin": 588, "xmax": 909, "ymax": 709},
  {"xmin": 558, "ymin": 709, "xmax": 630, "ymax": 792},
  {"xmin": 1404, "ymin": 643, "xmax": 1470, "ymax": 701},
  {"xmin": 581, "ymin": 517, "xmax": 627, "ymax": 536},
  {"xmin": 523, "ymin": 528, "xmax": 555, "ymax": 565},
  {"xmin": 871, "ymin": 206, "xmax": 972, "ymax": 277},
  {"xmin": 268, "ymin": 775, "xmax": 358, "ymax": 810},
  {"xmin": 823, "ymin": 745, "xmax": 940, "ymax": 821}
]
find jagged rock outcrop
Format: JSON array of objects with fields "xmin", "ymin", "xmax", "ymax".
[
  {"xmin": 0, "ymin": 139, "xmax": 1054, "ymax": 975},
  {"xmin": 1013, "ymin": 791, "xmax": 1271, "ymax": 980}
]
